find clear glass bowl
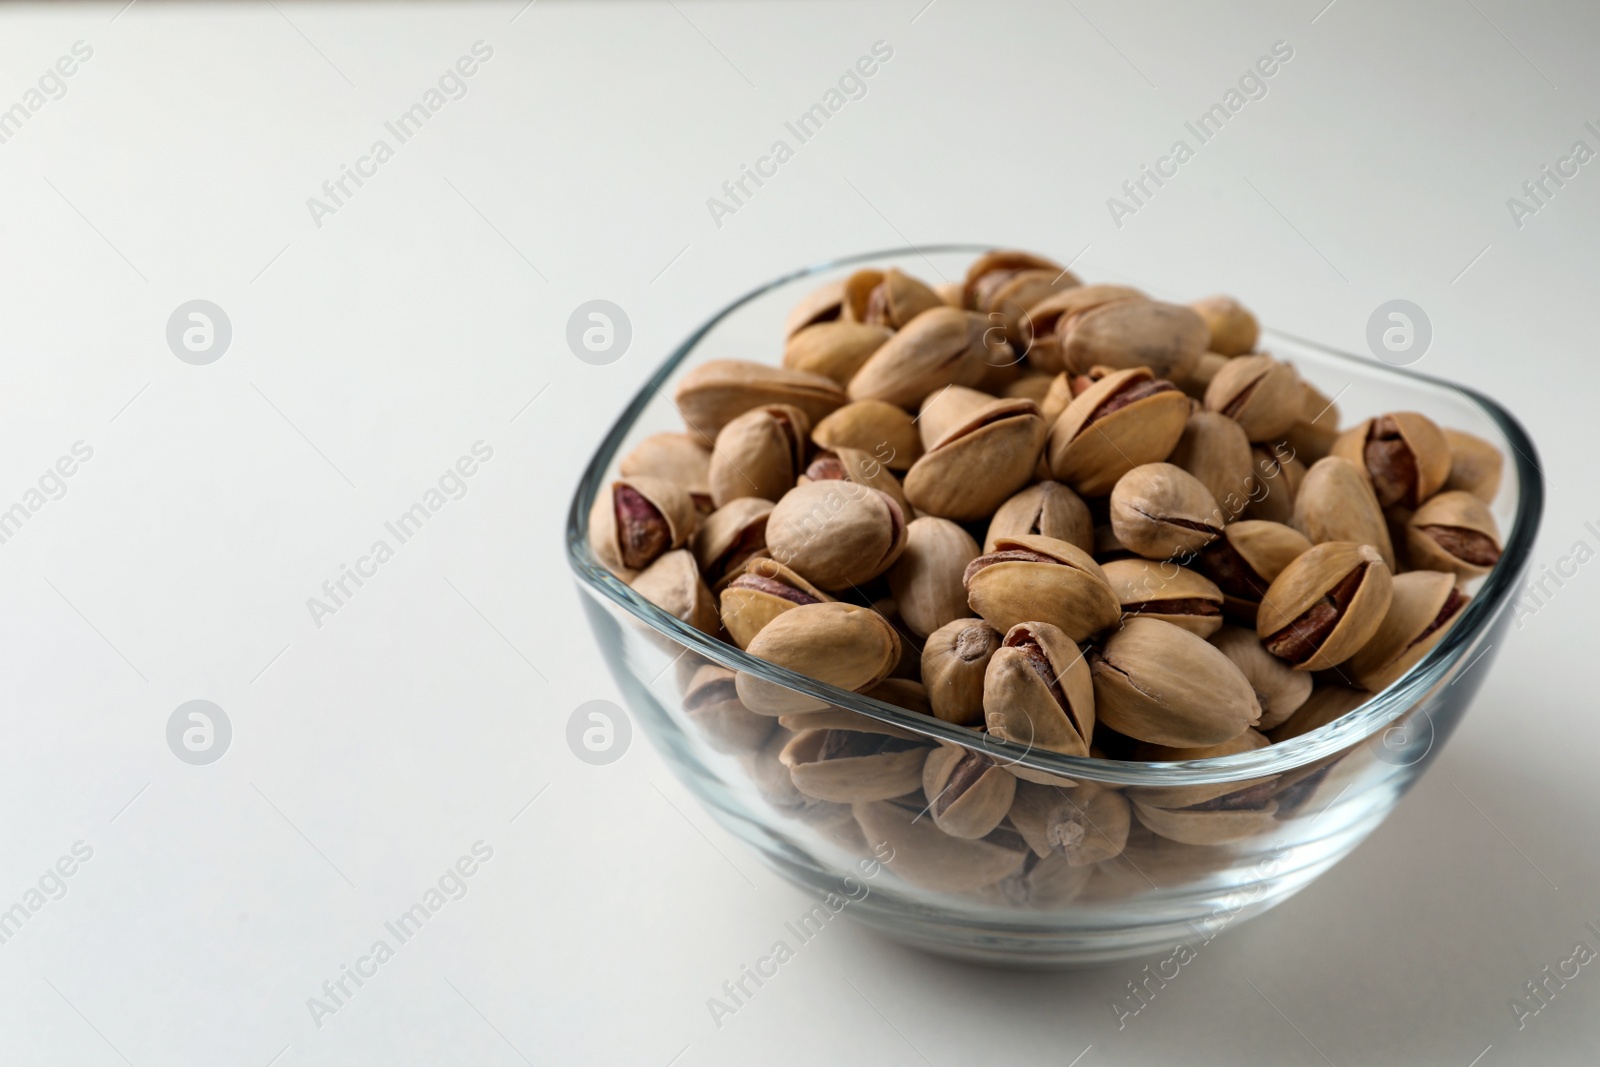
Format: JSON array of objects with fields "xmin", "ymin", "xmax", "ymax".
[{"xmin": 565, "ymin": 246, "xmax": 1543, "ymax": 966}]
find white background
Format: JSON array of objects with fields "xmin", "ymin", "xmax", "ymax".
[{"xmin": 0, "ymin": 1, "xmax": 1597, "ymax": 1064}]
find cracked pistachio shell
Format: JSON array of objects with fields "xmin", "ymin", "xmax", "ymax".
[
  {"xmin": 888, "ymin": 517, "xmax": 980, "ymax": 638},
  {"xmin": 1204, "ymin": 353, "xmax": 1302, "ymax": 442},
  {"xmin": 674, "ymin": 359, "xmax": 846, "ymax": 445},
  {"xmin": 1268, "ymin": 685, "xmax": 1369, "ymax": 742},
  {"xmin": 1406, "ymin": 490, "xmax": 1502, "ymax": 577},
  {"xmin": 1330, "ymin": 412, "xmax": 1451, "ymax": 509},
  {"xmin": 619, "ymin": 432, "xmax": 713, "ymax": 515},
  {"xmin": 1124, "ymin": 729, "xmax": 1275, "ymax": 811},
  {"xmin": 988, "ymin": 850, "xmax": 1095, "ymax": 908},
  {"xmin": 962, "ymin": 249, "xmax": 1064, "ymax": 308},
  {"xmin": 783, "ymin": 278, "xmax": 845, "ymax": 337},
  {"xmin": 1023, "ymin": 286, "xmax": 1144, "ymax": 372},
  {"xmin": 923, "ymin": 745, "xmax": 1017, "ymax": 839},
  {"xmin": 1443, "ymin": 428, "xmax": 1504, "ymax": 503},
  {"xmin": 681, "ymin": 664, "xmax": 776, "ymax": 754},
  {"xmin": 1003, "ymin": 372, "xmax": 1056, "ymax": 405},
  {"xmin": 1207, "ymin": 627, "xmax": 1312, "ymax": 729},
  {"xmin": 1198, "ymin": 520, "xmax": 1313, "ymax": 625},
  {"xmin": 1189, "ymin": 294, "xmax": 1259, "ymax": 356},
  {"xmin": 983, "ymin": 620, "xmax": 1096, "ymax": 756},
  {"xmin": 1039, "ymin": 372, "xmax": 1074, "ymax": 425},
  {"xmin": 1091, "ymin": 617, "xmax": 1261, "ymax": 747},
  {"xmin": 904, "ymin": 395, "xmax": 1047, "ymax": 520},
  {"xmin": 970, "ymin": 265, "xmax": 1082, "ymax": 350},
  {"xmin": 765, "ymin": 480, "xmax": 907, "ymax": 590},
  {"xmin": 708, "ymin": 403, "xmax": 809, "ymax": 508},
  {"xmin": 853, "ymin": 799, "xmax": 1026, "ymax": 892},
  {"xmin": 742, "ymin": 728, "xmax": 849, "ymax": 822},
  {"xmin": 630, "ymin": 549, "xmax": 718, "ymax": 636},
  {"xmin": 1132, "ymin": 795, "xmax": 1279, "ymax": 846},
  {"xmin": 717, "ymin": 557, "xmax": 833, "ymax": 650},
  {"xmin": 983, "ymin": 481, "xmax": 1094, "ymax": 555},
  {"xmin": 965, "ymin": 534, "xmax": 1121, "ymax": 641},
  {"xmin": 1349, "ymin": 570, "xmax": 1468, "ymax": 692},
  {"xmin": 934, "ymin": 281, "xmax": 965, "ymax": 307},
  {"xmin": 782, "ymin": 321, "xmax": 894, "ymax": 386},
  {"xmin": 1281, "ymin": 380, "xmax": 1342, "ymax": 464},
  {"xmin": 1240, "ymin": 444, "xmax": 1306, "ymax": 524},
  {"xmin": 1047, "ymin": 367, "xmax": 1191, "ymax": 496},
  {"xmin": 692, "ymin": 497, "xmax": 773, "ymax": 583},
  {"xmin": 842, "ymin": 267, "xmax": 942, "ymax": 328},
  {"xmin": 1291, "ymin": 456, "xmax": 1396, "ymax": 570},
  {"xmin": 781, "ymin": 725, "xmax": 930, "ymax": 803},
  {"xmin": 846, "ymin": 307, "xmax": 998, "ymax": 409},
  {"xmin": 1009, "ymin": 780, "xmax": 1131, "ymax": 866},
  {"xmin": 1181, "ymin": 352, "xmax": 1229, "ymax": 403},
  {"xmin": 1101, "ymin": 559, "xmax": 1224, "ymax": 637},
  {"xmin": 1109, "ymin": 463, "xmax": 1224, "ymax": 561},
  {"xmin": 915, "ymin": 384, "xmax": 997, "ymax": 450},
  {"xmin": 736, "ymin": 601, "xmax": 901, "ymax": 716},
  {"xmin": 811, "ymin": 400, "xmax": 921, "ymax": 471},
  {"xmin": 798, "ymin": 446, "xmax": 909, "ymax": 515},
  {"xmin": 1169, "ymin": 410, "xmax": 1255, "ymax": 522},
  {"xmin": 1060, "ymin": 298, "xmax": 1208, "ymax": 381},
  {"xmin": 587, "ymin": 475, "xmax": 697, "ymax": 580},
  {"xmin": 1256, "ymin": 541, "xmax": 1394, "ymax": 671},
  {"xmin": 863, "ymin": 678, "xmax": 931, "ymax": 715},
  {"xmin": 922, "ymin": 618, "xmax": 1001, "ymax": 725}
]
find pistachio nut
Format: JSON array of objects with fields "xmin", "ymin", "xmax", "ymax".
[
  {"xmin": 743, "ymin": 728, "xmax": 853, "ymax": 824},
  {"xmin": 1047, "ymin": 367, "xmax": 1190, "ymax": 496},
  {"xmin": 1330, "ymin": 412, "xmax": 1451, "ymax": 509},
  {"xmin": 1189, "ymin": 294, "xmax": 1259, "ymax": 356},
  {"xmin": 1168, "ymin": 410, "xmax": 1255, "ymax": 523},
  {"xmin": 783, "ymin": 278, "xmax": 845, "ymax": 337},
  {"xmin": 1109, "ymin": 463, "xmax": 1224, "ymax": 561},
  {"xmin": 847, "ymin": 307, "xmax": 1000, "ymax": 409},
  {"xmin": 718, "ymin": 557, "xmax": 832, "ymax": 649},
  {"xmin": 1206, "ymin": 518, "xmax": 1313, "ymax": 615},
  {"xmin": 914, "ymin": 384, "xmax": 996, "ymax": 450},
  {"xmin": 1207, "ymin": 626, "xmax": 1312, "ymax": 729},
  {"xmin": 619, "ymin": 432, "xmax": 714, "ymax": 515},
  {"xmin": 933, "ymin": 280, "xmax": 964, "ymax": 307},
  {"xmin": 765, "ymin": 480, "xmax": 907, "ymax": 589},
  {"xmin": 1267, "ymin": 685, "xmax": 1368, "ymax": 742},
  {"xmin": 842, "ymin": 267, "xmax": 943, "ymax": 328},
  {"xmin": 782, "ymin": 321, "xmax": 894, "ymax": 386},
  {"xmin": 863, "ymin": 678, "xmax": 931, "ymax": 715},
  {"xmin": 1059, "ymin": 298, "xmax": 1208, "ymax": 381},
  {"xmin": 1101, "ymin": 558, "xmax": 1225, "ymax": 637},
  {"xmin": 1124, "ymin": 729, "xmax": 1275, "ymax": 812},
  {"xmin": 1038, "ymin": 371, "xmax": 1074, "ymax": 425},
  {"xmin": 983, "ymin": 480, "xmax": 1094, "ymax": 555},
  {"xmin": 588, "ymin": 475, "xmax": 697, "ymax": 579},
  {"xmin": 1256, "ymin": 541, "xmax": 1394, "ymax": 671},
  {"xmin": 976, "ymin": 269, "xmax": 1083, "ymax": 351},
  {"xmin": 1240, "ymin": 443, "xmax": 1306, "ymax": 524},
  {"xmin": 798, "ymin": 445, "xmax": 909, "ymax": 514},
  {"xmin": 1281, "ymin": 379, "xmax": 1342, "ymax": 463},
  {"xmin": 708, "ymin": 403, "xmax": 809, "ymax": 508},
  {"xmin": 1348, "ymin": 570, "xmax": 1469, "ymax": 691},
  {"xmin": 1008, "ymin": 780, "xmax": 1131, "ymax": 866},
  {"xmin": 983, "ymin": 620, "xmax": 1096, "ymax": 756},
  {"xmin": 962, "ymin": 249, "xmax": 1067, "ymax": 310},
  {"xmin": 922, "ymin": 744, "xmax": 1017, "ymax": 839},
  {"xmin": 1203, "ymin": 353, "xmax": 1301, "ymax": 442},
  {"xmin": 681, "ymin": 664, "xmax": 777, "ymax": 754},
  {"xmin": 1131, "ymin": 788, "xmax": 1279, "ymax": 846},
  {"xmin": 1443, "ymin": 428, "xmax": 1504, "ymax": 502},
  {"xmin": 631, "ymin": 549, "xmax": 719, "ymax": 636},
  {"xmin": 964, "ymin": 534, "xmax": 1121, "ymax": 641},
  {"xmin": 782, "ymin": 722, "xmax": 930, "ymax": 803},
  {"xmin": 674, "ymin": 359, "xmax": 846, "ymax": 445},
  {"xmin": 1090, "ymin": 617, "xmax": 1261, "ymax": 747},
  {"xmin": 1291, "ymin": 456, "xmax": 1397, "ymax": 570},
  {"xmin": 989, "ymin": 850, "xmax": 1095, "ymax": 908},
  {"xmin": 1405, "ymin": 490, "xmax": 1503, "ymax": 577},
  {"xmin": 904, "ymin": 394, "xmax": 1047, "ymax": 520},
  {"xmin": 1179, "ymin": 351, "xmax": 1229, "ymax": 402},
  {"xmin": 1003, "ymin": 372, "xmax": 1056, "ymax": 406},
  {"xmin": 692, "ymin": 497, "xmax": 774, "ymax": 584},
  {"xmin": 735, "ymin": 601, "xmax": 901, "ymax": 715},
  {"xmin": 853, "ymin": 798, "xmax": 1026, "ymax": 892},
  {"xmin": 922, "ymin": 617, "xmax": 1001, "ymax": 725},
  {"xmin": 1024, "ymin": 285, "xmax": 1146, "ymax": 372},
  {"xmin": 887, "ymin": 517, "xmax": 981, "ymax": 638},
  {"xmin": 810, "ymin": 400, "xmax": 921, "ymax": 471}
]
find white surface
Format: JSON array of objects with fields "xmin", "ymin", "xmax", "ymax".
[{"xmin": 0, "ymin": 1, "xmax": 1596, "ymax": 1064}]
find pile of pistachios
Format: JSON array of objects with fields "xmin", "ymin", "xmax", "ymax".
[{"xmin": 590, "ymin": 250, "xmax": 1507, "ymax": 903}]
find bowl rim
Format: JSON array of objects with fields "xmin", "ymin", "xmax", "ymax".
[{"xmin": 565, "ymin": 244, "xmax": 1544, "ymax": 786}]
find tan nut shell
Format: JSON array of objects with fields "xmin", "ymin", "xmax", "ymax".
[
  {"xmin": 1101, "ymin": 559, "xmax": 1225, "ymax": 637},
  {"xmin": 965, "ymin": 534, "xmax": 1121, "ymax": 641},
  {"xmin": 784, "ymin": 278, "xmax": 845, "ymax": 337},
  {"xmin": 811, "ymin": 400, "xmax": 921, "ymax": 471},
  {"xmin": 782, "ymin": 321, "xmax": 894, "ymax": 386},
  {"xmin": 630, "ymin": 549, "xmax": 718, "ymax": 636},
  {"xmin": 1025, "ymin": 285, "xmax": 1146, "ymax": 372},
  {"xmin": 846, "ymin": 307, "xmax": 994, "ymax": 409},
  {"xmin": 983, "ymin": 481, "xmax": 1094, "ymax": 555},
  {"xmin": 1189, "ymin": 295, "xmax": 1259, "ymax": 356},
  {"xmin": 708, "ymin": 404, "xmax": 809, "ymax": 508},
  {"xmin": 1047, "ymin": 368, "xmax": 1190, "ymax": 496},
  {"xmin": 1443, "ymin": 428, "xmax": 1504, "ymax": 502},
  {"xmin": 1208, "ymin": 626, "xmax": 1312, "ymax": 729},
  {"xmin": 674, "ymin": 359, "xmax": 845, "ymax": 445},
  {"xmin": 1169, "ymin": 410, "xmax": 1255, "ymax": 522},
  {"xmin": 736, "ymin": 602, "xmax": 901, "ymax": 716},
  {"xmin": 1132, "ymin": 798, "xmax": 1279, "ymax": 846},
  {"xmin": 587, "ymin": 475, "xmax": 697, "ymax": 580},
  {"xmin": 717, "ymin": 557, "xmax": 833, "ymax": 650},
  {"xmin": 903, "ymin": 396, "xmax": 1047, "ymax": 521},
  {"xmin": 1060, "ymin": 299, "xmax": 1208, "ymax": 381},
  {"xmin": 923, "ymin": 745, "xmax": 1017, "ymax": 839},
  {"xmin": 681, "ymin": 664, "xmax": 776, "ymax": 754},
  {"xmin": 1180, "ymin": 351, "xmax": 1229, "ymax": 402},
  {"xmin": 1330, "ymin": 412, "xmax": 1451, "ymax": 508},
  {"xmin": 799, "ymin": 445, "xmax": 909, "ymax": 515},
  {"xmin": 691, "ymin": 497, "xmax": 773, "ymax": 582},
  {"xmin": 1091, "ymin": 617, "xmax": 1261, "ymax": 747},
  {"xmin": 1109, "ymin": 463, "xmax": 1224, "ymax": 561},
  {"xmin": 1009, "ymin": 781, "xmax": 1130, "ymax": 865},
  {"xmin": 853, "ymin": 800, "xmax": 1025, "ymax": 892},
  {"xmin": 1348, "ymin": 570, "xmax": 1466, "ymax": 692},
  {"xmin": 1204, "ymin": 354, "xmax": 1301, "ymax": 442},
  {"xmin": 1124, "ymin": 729, "xmax": 1275, "ymax": 811},
  {"xmin": 618, "ymin": 433, "xmax": 712, "ymax": 508},
  {"xmin": 781, "ymin": 729, "xmax": 929, "ymax": 803},
  {"xmin": 1406, "ymin": 490, "xmax": 1502, "ymax": 577},
  {"xmin": 983, "ymin": 269, "xmax": 1084, "ymax": 350},
  {"xmin": 1240, "ymin": 445, "xmax": 1306, "ymax": 524},
  {"xmin": 983, "ymin": 621, "xmax": 1096, "ymax": 757},
  {"xmin": 1268, "ymin": 685, "xmax": 1369, "ymax": 742},
  {"xmin": 765, "ymin": 481, "xmax": 907, "ymax": 590},
  {"xmin": 921, "ymin": 618, "xmax": 1001, "ymax": 725},
  {"xmin": 1292, "ymin": 456, "xmax": 1397, "ymax": 570},
  {"xmin": 842, "ymin": 267, "xmax": 942, "ymax": 328},
  {"xmin": 888, "ymin": 517, "xmax": 980, "ymax": 638},
  {"xmin": 1256, "ymin": 541, "xmax": 1395, "ymax": 671}
]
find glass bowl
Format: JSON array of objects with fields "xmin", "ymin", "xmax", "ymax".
[{"xmin": 565, "ymin": 246, "xmax": 1542, "ymax": 967}]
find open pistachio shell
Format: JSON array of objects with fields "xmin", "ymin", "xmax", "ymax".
[
  {"xmin": 811, "ymin": 400, "xmax": 921, "ymax": 471},
  {"xmin": 1268, "ymin": 685, "xmax": 1369, "ymax": 742},
  {"xmin": 961, "ymin": 249, "xmax": 1065, "ymax": 309},
  {"xmin": 798, "ymin": 445, "xmax": 909, "ymax": 514},
  {"xmin": 631, "ymin": 549, "xmax": 718, "ymax": 636},
  {"xmin": 1208, "ymin": 626, "xmax": 1312, "ymax": 729},
  {"xmin": 1256, "ymin": 541, "xmax": 1394, "ymax": 672},
  {"xmin": 1060, "ymin": 299, "xmax": 1208, "ymax": 381},
  {"xmin": 708, "ymin": 403, "xmax": 809, "ymax": 508},
  {"xmin": 735, "ymin": 601, "xmax": 901, "ymax": 716},
  {"xmin": 692, "ymin": 497, "xmax": 773, "ymax": 583},
  {"xmin": 1124, "ymin": 730, "xmax": 1276, "ymax": 811},
  {"xmin": 983, "ymin": 620, "xmax": 1096, "ymax": 757},
  {"xmin": 1109, "ymin": 463, "xmax": 1225, "ymax": 562},
  {"xmin": 903, "ymin": 395, "xmax": 1047, "ymax": 520},
  {"xmin": 1008, "ymin": 780, "xmax": 1131, "ymax": 866},
  {"xmin": 842, "ymin": 267, "xmax": 942, "ymax": 329},
  {"xmin": 853, "ymin": 798, "xmax": 1027, "ymax": 892},
  {"xmin": 1189, "ymin": 294, "xmax": 1258, "ymax": 356},
  {"xmin": 1292, "ymin": 456, "xmax": 1397, "ymax": 570},
  {"xmin": 923, "ymin": 745, "xmax": 1017, "ymax": 839},
  {"xmin": 674, "ymin": 359, "xmax": 846, "ymax": 445},
  {"xmin": 783, "ymin": 278, "xmax": 845, "ymax": 337},
  {"xmin": 922, "ymin": 617, "xmax": 1001, "ymax": 725},
  {"xmin": 1405, "ymin": 490, "xmax": 1502, "ymax": 577},
  {"xmin": 1179, "ymin": 351, "xmax": 1230, "ymax": 402},
  {"xmin": 717, "ymin": 557, "xmax": 833, "ymax": 649},
  {"xmin": 1024, "ymin": 285, "xmax": 1146, "ymax": 372},
  {"xmin": 1169, "ymin": 410, "xmax": 1255, "ymax": 523},
  {"xmin": 1091, "ymin": 617, "xmax": 1261, "ymax": 747},
  {"xmin": 964, "ymin": 534, "xmax": 1121, "ymax": 641},
  {"xmin": 1348, "ymin": 570, "xmax": 1467, "ymax": 691},
  {"xmin": 587, "ymin": 475, "xmax": 698, "ymax": 580},
  {"xmin": 987, "ymin": 850, "xmax": 1096, "ymax": 907},
  {"xmin": 1047, "ymin": 367, "xmax": 1190, "ymax": 496},
  {"xmin": 765, "ymin": 480, "xmax": 907, "ymax": 590},
  {"xmin": 1240, "ymin": 444, "xmax": 1306, "ymax": 524},
  {"xmin": 681, "ymin": 664, "xmax": 777, "ymax": 754},
  {"xmin": 1197, "ymin": 520, "xmax": 1312, "ymax": 624},
  {"xmin": 863, "ymin": 678, "xmax": 931, "ymax": 714},
  {"xmin": 1101, "ymin": 558, "xmax": 1225, "ymax": 637},
  {"xmin": 783, "ymin": 321, "xmax": 894, "ymax": 386},
  {"xmin": 846, "ymin": 307, "xmax": 996, "ymax": 409},
  {"xmin": 888, "ymin": 517, "xmax": 980, "ymax": 638},
  {"xmin": 1443, "ymin": 428, "xmax": 1504, "ymax": 502},
  {"xmin": 782, "ymin": 727, "xmax": 930, "ymax": 802},
  {"xmin": 619, "ymin": 432, "xmax": 713, "ymax": 515},
  {"xmin": 1330, "ymin": 411, "xmax": 1451, "ymax": 509},
  {"xmin": 1203, "ymin": 353, "xmax": 1301, "ymax": 442},
  {"xmin": 1132, "ymin": 797, "xmax": 1279, "ymax": 846},
  {"xmin": 983, "ymin": 480, "xmax": 1094, "ymax": 555}
]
